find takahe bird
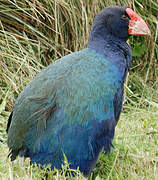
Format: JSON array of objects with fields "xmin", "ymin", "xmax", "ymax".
[{"xmin": 7, "ymin": 6, "xmax": 150, "ymax": 176}]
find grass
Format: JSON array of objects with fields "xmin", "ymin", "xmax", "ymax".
[{"xmin": 0, "ymin": 0, "xmax": 158, "ymax": 179}]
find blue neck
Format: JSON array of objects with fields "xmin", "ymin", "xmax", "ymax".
[{"xmin": 87, "ymin": 32, "xmax": 132, "ymax": 81}]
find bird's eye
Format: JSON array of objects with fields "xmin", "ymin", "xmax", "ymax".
[{"xmin": 122, "ymin": 14, "xmax": 129, "ymax": 20}]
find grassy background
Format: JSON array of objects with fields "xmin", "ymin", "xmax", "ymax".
[{"xmin": 0, "ymin": 0, "xmax": 158, "ymax": 179}]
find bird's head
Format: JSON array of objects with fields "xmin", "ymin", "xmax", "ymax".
[{"xmin": 89, "ymin": 6, "xmax": 151, "ymax": 42}]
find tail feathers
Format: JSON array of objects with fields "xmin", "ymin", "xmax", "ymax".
[
  {"xmin": 8, "ymin": 149, "xmax": 20, "ymax": 161},
  {"xmin": 6, "ymin": 112, "xmax": 13, "ymax": 133},
  {"xmin": 8, "ymin": 146, "xmax": 28, "ymax": 161},
  {"xmin": 7, "ymin": 112, "xmax": 19, "ymax": 161}
]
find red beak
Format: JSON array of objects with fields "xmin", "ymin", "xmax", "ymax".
[{"xmin": 126, "ymin": 8, "xmax": 151, "ymax": 36}]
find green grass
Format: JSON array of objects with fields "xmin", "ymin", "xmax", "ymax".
[{"xmin": 0, "ymin": 0, "xmax": 158, "ymax": 179}]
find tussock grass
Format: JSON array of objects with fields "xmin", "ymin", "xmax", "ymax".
[{"xmin": 0, "ymin": 0, "xmax": 158, "ymax": 179}]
